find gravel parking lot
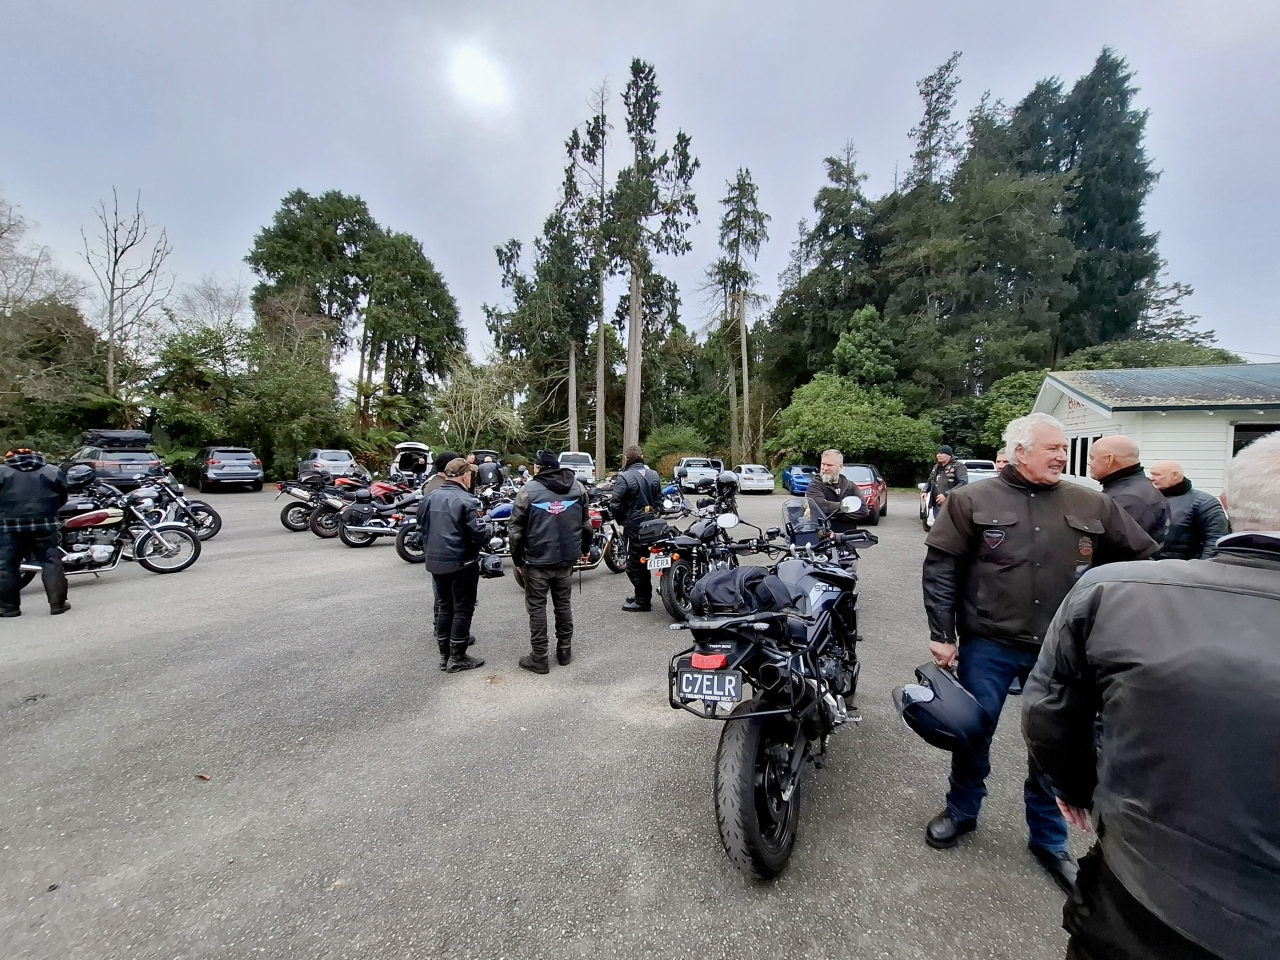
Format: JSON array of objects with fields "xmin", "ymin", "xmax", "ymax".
[{"xmin": 1, "ymin": 487, "xmax": 1082, "ymax": 959}]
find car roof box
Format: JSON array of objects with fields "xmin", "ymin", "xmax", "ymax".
[{"xmin": 84, "ymin": 429, "xmax": 152, "ymax": 449}]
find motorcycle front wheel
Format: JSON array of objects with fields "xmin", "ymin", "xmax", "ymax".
[
  {"xmin": 186, "ymin": 501, "xmax": 222, "ymax": 540},
  {"xmin": 280, "ymin": 501, "xmax": 312, "ymax": 531},
  {"xmin": 659, "ymin": 558, "xmax": 695, "ymax": 621},
  {"xmin": 338, "ymin": 523, "xmax": 376, "ymax": 548},
  {"xmin": 309, "ymin": 506, "xmax": 341, "ymax": 539},
  {"xmin": 604, "ymin": 534, "xmax": 627, "ymax": 573},
  {"xmin": 394, "ymin": 525, "xmax": 424, "ymax": 563},
  {"xmin": 715, "ymin": 700, "xmax": 802, "ymax": 880},
  {"xmin": 135, "ymin": 527, "xmax": 201, "ymax": 573}
]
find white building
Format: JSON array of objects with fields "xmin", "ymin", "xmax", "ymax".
[{"xmin": 1031, "ymin": 363, "xmax": 1280, "ymax": 495}]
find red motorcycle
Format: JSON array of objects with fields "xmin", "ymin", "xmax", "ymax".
[{"xmin": 308, "ymin": 473, "xmax": 417, "ymax": 539}]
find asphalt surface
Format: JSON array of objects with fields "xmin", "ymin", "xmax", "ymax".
[{"xmin": 2, "ymin": 487, "xmax": 1086, "ymax": 959}]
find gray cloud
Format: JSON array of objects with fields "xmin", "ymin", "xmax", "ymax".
[{"xmin": 2, "ymin": 0, "xmax": 1277, "ymax": 363}]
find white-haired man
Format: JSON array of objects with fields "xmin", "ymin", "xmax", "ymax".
[
  {"xmin": 921, "ymin": 412, "xmax": 1157, "ymax": 893},
  {"xmin": 1024, "ymin": 431, "xmax": 1280, "ymax": 959}
]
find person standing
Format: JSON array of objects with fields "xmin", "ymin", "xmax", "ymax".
[
  {"xmin": 805, "ymin": 449, "xmax": 870, "ymax": 533},
  {"xmin": 0, "ymin": 448, "xmax": 70, "ymax": 617},
  {"xmin": 418, "ymin": 458, "xmax": 488, "ymax": 672},
  {"xmin": 422, "ymin": 450, "xmax": 459, "ymax": 497},
  {"xmin": 927, "ymin": 445, "xmax": 969, "ymax": 509},
  {"xmin": 610, "ymin": 444, "xmax": 661, "ymax": 613},
  {"xmin": 1088, "ymin": 436, "xmax": 1170, "ymax": 546},
  {"xmin": 477, "ymin": 456, "xmax": 502, "ymax": 489},
  {"xmin": 1149, "ymin": 460, "xmax": 1230, "ymax": 560},
  {"xmin": 921, "ymin": 413, "xmax": 1156, "ymax": 892},
  {"xmin": 508, "ymin": 450, "xmax": 593, "ymax": 673},
  {"xmin": 1024, "ymin": 431, "xmax": 1280, "ymax": 960},
  {"xmin": 994, "ymin": 448, "xmax": 1010, "ymax": 472}
]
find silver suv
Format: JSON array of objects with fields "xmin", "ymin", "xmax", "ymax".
[{"xmin": 297, "ymin": 449, "xmax": 360, "ymax": 479}]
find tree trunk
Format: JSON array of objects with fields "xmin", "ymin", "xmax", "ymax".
[
  {"xmin": 727, "ymin": 337, "xmax": 740, "ymax": 468},
  {"xmin": 567, "ymin": 341, "xmax": 579, "ymax": 451},
  {"xmin": 354, "ymin": 327, "xmax": 369, "ymax": 428},
  {"xmin": 738, "ymin": 290, "xmax": 751, "ymax": 462},
  {"xmin": 595, "ymin": 266, "xmax": 607, "ymax": 472},
  {"xmin": 622, "ymin": 265, "xmax": 643, "ymax": 452},
  {"xmin": 105, "ymin": 292, "xmax": 116, "ymax": 397}
]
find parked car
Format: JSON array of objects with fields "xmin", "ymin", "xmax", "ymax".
[
  {"xmin": 733, "ymin": 464, "xmax": 775, "ymax": 493},
  {"xmin": 840, "ymin": 463, "xmax": 888, "ymax": 525},
  {"xmin": 69, "ymin": 438, "xmax": 165, "ymax": 492},
  {"xmin": 188, "ymin": 446, "xmax": 264, "ymax": 491},
  {"xmin": 389, "ymin": 441, "xmax": 432, "ymax": 480},
  {"xmin": 297, "ymin": 449, "xmax": 360, "ymax": 479},
  {"xmin": 961, "ymin": 458, "xmax": 999, "ymax": 482},
  {"xmin": 674, "ymin": 457, "xmax": 720, "ymax": 492},
  {"xmin": 781, "ymin": 464, "xmax": 817, "ymax": 494},
  {"xmin": 559, "ymin": 451, "xmax": 596, "ymax": 483}
]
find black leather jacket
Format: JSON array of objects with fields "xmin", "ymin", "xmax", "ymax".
[
  {"xmin": 508, "ymin": 467, "xmax": 592, "ymax": 569},
  {"xmin": 0, "ymin": 454, "xmax": 68, "ymax": 521},
  {"xmin": 610, "ymin": 460, "xmax": 661, "ymax": 532},
  {"xmin": 1100, "ymin": 464, "xmax": 1171, "ymax": 546},
  {"xmin": 805, "ymin": 474, "xmax": 870, "ymax": 533},
  {"xmin": 1024, "ymin": 532, "xmax": 1280, "ymax": 960},
  {"xmin": 1155, "ymin": 478, "xmax": 1229, "ymax": 560},
  {"xmin": 416, "ymin": 481, "xmax": 488, "ymax": 575}
]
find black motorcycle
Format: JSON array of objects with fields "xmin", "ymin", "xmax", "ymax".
[
  {"xmin": 650, "ymin": 490, "xmax": 751, "ymax": 622},
  {"xmin": 337, "ymin": 489, "xmax": 420, "ymax": 548},
  {"xmin": 668, "ymin": 496, "xmax": 877, "ymax": 880}
]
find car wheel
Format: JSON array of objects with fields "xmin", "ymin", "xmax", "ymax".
[
  {"xmin": 880, "ymin": 495, "xmax": 888, "ymax": 516},
  {"xmin": 863, "ymin": 508, "xmax": 879, "ymax": 526},
  {"xmin": 250, "ymin": 480, "xmax": 263, "ymax": 492}
]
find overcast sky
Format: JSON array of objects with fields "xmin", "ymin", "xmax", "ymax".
[{"xmin": 3, "ymin": 0, "xmax": 1278, "ymax": 372}]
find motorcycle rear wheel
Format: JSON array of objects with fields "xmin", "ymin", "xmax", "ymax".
[
  {"xmin": 338, "ymin": 523, "xmax": 377, "ymax": 548},
  {"xmin": 280, "ymin": 501, "xmax": 312, "ymax": 531},
  {"xmin": 135, "ymin": 527, "xmax": 201, "ymax": 573},
  {"xmin": 394, "ymin": 525, "xmax": 424, "ymax": 563},
  {"xmin": 715, "ymin": 700, "xmax": 801, "ymax": 880},
  {"xmin": 604, "ymin": 534, "xmax": 627, "ymax": 573},
  {"xmin": 309, "ymin": 506, "xmax": 341, "ymax": 539},
  {"xmin": 186, "ymin": 501, "xmax": 222, "ymax": 540},
  {"xmin": 659, "ymin": 558, "xmax": 694, "ymax": 622}
]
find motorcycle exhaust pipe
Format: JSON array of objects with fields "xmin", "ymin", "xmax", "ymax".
[
  {"xmin": 342, "ymin": 525, "xmax": 395, "ymax": 534},
  {"xmin": 758, "ymin": 662, "xmax": 787, "ymax": 691}
]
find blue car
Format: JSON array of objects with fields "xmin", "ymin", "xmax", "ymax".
[{"xmin": 782, "ymin": 464, "xmax": 817, "ymax": 494}]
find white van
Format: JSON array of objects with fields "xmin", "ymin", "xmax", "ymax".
[{"xmin": 559, "ymin": 451, "xmax": 596, "ymax": 483}]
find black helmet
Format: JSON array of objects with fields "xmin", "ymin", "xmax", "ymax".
[
  {"xmin": 892, "ymin": 662, "xmax": 994, "ymax": 753},
  {"xmin": 65, "ymin": 464, "xmax": 96, "ymax": 490},
  {"xmin": 716, "ymin": 470, "xmax": 739, "ymax": 495},
  {"xmin": 479, "ymin": 554, "xmax": 505, "ymax": 579}
]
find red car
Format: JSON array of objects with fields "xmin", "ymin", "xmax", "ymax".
[{"xmin": 840, "ymin": 464, "xmax": 888, "ymax": 526}]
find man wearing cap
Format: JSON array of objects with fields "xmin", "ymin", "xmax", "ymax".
[
  {"xmin": 422, "ymin": 450, "xmax": 459, "ymax": 497},
  {"xmin": 0, "ymin": 448, "xmax": 70, "ymax": 616},
  {"xmin": 508, "ymin": 451, "xmax": 593, "ymax": 673},
  {"xmin": 418, "ymin": 458, "xmax": 488, "ymax": 672},
  {"xmin": 927, "ymin": 445, "xmax": 968, "ymax": 509}
]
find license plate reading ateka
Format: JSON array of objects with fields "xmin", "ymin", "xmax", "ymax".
[
  {"xmin": 648, "ymin": 555, "xmax": 671, "ymax": 571},
  {"xmin": 677, "ymin": 668, "xmax": 743, "ymax": 703}
]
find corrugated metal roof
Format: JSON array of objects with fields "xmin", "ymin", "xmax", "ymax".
[{"xmin": 1047, "ymin": 363, "xmax": 1280, "ymax": 411}]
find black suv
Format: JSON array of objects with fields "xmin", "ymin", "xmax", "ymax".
[{"xmin": 189, "ymin": 447, "xmax": 264, "ymax": 491}]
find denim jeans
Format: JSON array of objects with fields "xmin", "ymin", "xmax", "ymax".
[{"xmin": 946, "ymin": 635, "xmax": 1069, "ymax": 853}]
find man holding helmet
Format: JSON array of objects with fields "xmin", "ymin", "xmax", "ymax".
[
  {"xmin": 508, "ymin": 450, "xmax": 593, "ymax": 673},
  {"xmin": 805, "ymin": 449, "xmax": 868, "ymax": 535},
  {"xmin": 0, "ymin": 448, "xmax": 70, "ymax": 616},
  {"xmin": 919, "ymin": 413, "xmax": 1155, "ymax": 893}
]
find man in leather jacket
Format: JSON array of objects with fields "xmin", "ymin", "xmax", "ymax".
[
  {"xmin": 921, "ymin": 414, "xmax": 1155, "ymax": 894},
  {"xmin": 1023, "ymin": 431, "xmax": 1280, "ymax": 960},
  {"xmin": 1089, "ymin": 436, "xmax": 1171, "ymax": 547},
  {"xmin": 0, "ymin": 448, "xmax": 69, "ymax": 616},
  {"xmin": 418, "ymin": 458, "xmax": 489, "ymax": 672},
  {"xmin": 508, "ymin": 450, "xmax": 593, "ymax": 673},
  {"xmin": 926, "ymin": 445, "xmax": 969, "ymax": 509},
  {"xmin": 805, "ymin": 449, "xmax": 871, "ymax": 534},
  {"xmin": 1149, "ymin": 460, "xmax": 1229, "ymax": 560},
  {"xmin": 610, "ymin": 444, "xmax": 661, "ymax": 612},
  {"xmin": 476, "ymin": 456, "xmax": 502, "ymax": 489}
]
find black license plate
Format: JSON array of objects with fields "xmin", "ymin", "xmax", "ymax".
[{"xmin": 676, "ymin": 668, "xmax": 743, "ymax": 703}]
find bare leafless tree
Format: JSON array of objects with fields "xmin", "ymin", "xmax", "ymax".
[
  {"xmin": 174, "ymin": 273, "xmax": 250, "ymax": 334},
  {"xmin": 0, "ymin": 195, "xmax": 84, "ymax": 312},
  {"xmin": 80, "ymin": 189, "xmax": 173, "ymax": 396}
]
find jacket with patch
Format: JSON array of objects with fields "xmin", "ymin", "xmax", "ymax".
[{"xmin": 508, "ymin": 467, "xmax": 592, "ymax": 569}]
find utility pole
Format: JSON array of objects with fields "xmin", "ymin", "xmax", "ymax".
[{"xmin": 567, "ymin": 341, "xmax": 579, "ymax": 451}]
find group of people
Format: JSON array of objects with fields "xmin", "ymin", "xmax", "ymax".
[{"xmin": 920, "ymin": 413, "xmax": 1278, "ymax": 960}]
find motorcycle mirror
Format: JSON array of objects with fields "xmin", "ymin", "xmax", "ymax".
[
  {"xmin": 676, "ymin": 468, "xmax": 687, "ymax": 479},
  {"xmin": 917, "ymin": 482, "xmax": 928, "ymax": 492},
  {"xmin": 766, "ymin": 526, "xmax": 782, "ymax": 538},
  {"xmin": 840, "ymin": 496, "xmax": 863, "ymax": 514},
  {"xmin": 717, "ymin": 513, "xmax": 739, "ymax": 530}
]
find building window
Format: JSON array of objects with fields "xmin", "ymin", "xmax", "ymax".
[
  {"xmin": 1066, "ymin": 434, "xmax": 1102, "ymax": 477},
  {"xmin": 1234, "ymin": 424, "xmax": 1280, "ymax": 455}
]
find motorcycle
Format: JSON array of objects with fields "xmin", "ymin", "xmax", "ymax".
[
  {"xmin": 337, "ymin": 488, "xmax": 420, "ymax": 548},
  {"xmin": 649, "ymin": 489, "xmax": 750, "ymax": 622},
  {"xmin": 308, "ymin": 474, "xmax": 415, "ymax": 539},
  {"xmin": 667, "ymin": 495, "xmax": 877, "ymax": 880},
  {"xmin": 18, "ymin": 473, "xmax": 202, "ymax": 587},
  {"xmin": 394, "ymin": 489, "xmax": 513, "ymax": 565},
  {"xmin": 588, "ymin": 479, "xmax": 630, "ymax": 574},
  {"xmin": 133, "ymin": 469, "xmax": 222, "ymax": 541}
]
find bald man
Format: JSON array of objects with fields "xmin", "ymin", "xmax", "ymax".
[
  {"xmin": 1089, "ymin": 436, "xmax": 1171, "ymax": 546},
  {"xmin": 1150, "ymin": 460, "xmax": 1230, "ymax": 560}
]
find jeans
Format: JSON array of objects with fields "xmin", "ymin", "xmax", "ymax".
[
  {"xmin": 946, "ymin": 635, "xmax": 1068, "ymax": 853},
  {"xmin": 625, "ymin": 538, "xmax": 651, "ymax": 605},
  {"xmin": 432, "ymin": 567, "xmax": 480, "ymax": 643},
  {"xmin": 1065, "ymin": 846, "xmax": 1223, "ymax": 960},
  {"xmin": 523, "ymin": 565, "xmax": 573, "ymax": 658},
  {"xmin": 0, "ymin": 530, "xmax": 68, "ymax": 611}
]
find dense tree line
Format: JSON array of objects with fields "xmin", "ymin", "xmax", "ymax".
[{"xmin": 1, "ymin": 49, "xmax": 1242, "ymax": 483}]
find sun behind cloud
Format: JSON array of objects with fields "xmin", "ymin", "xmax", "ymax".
[{"xmin": 445, "ymin": 43, "xmax": 511, "ymax": 115}]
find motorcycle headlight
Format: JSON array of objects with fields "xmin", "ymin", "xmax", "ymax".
[{"xmin": 174, "ymin": 483, "xmax": 184, "ymax": 495}]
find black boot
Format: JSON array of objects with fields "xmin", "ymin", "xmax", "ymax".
[
  {"xmin": 519, "ymin": 653, "xmax": 550, "ymax": 674},
  {"xmin": 446, "ymin": 640, "xmax": 485, "ymax": 673},
  {"xmin": 621, "ymin": 598, "xmax": 651, "ymax": 612},
  {"xmin": 0, "ymin": 606, "xmax": 20, "ymax": 618},
  {"xmin": 925, "ymin": 810, "xmax": 976, "ymax": 849},
  {"xmin": 49, "ymin": 601, "xmax": 70, "ymax": 615},
  {"xmin": 1030, "ymin": 845, "xmax": 1079, "ymax": 896},
  {"xmin": 436, "ymin": 638, "xmax": 451, "ymax": 671},
  {"xmin": 556, "ymin": 643, "xmax": 572, "ymax": 666}
]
